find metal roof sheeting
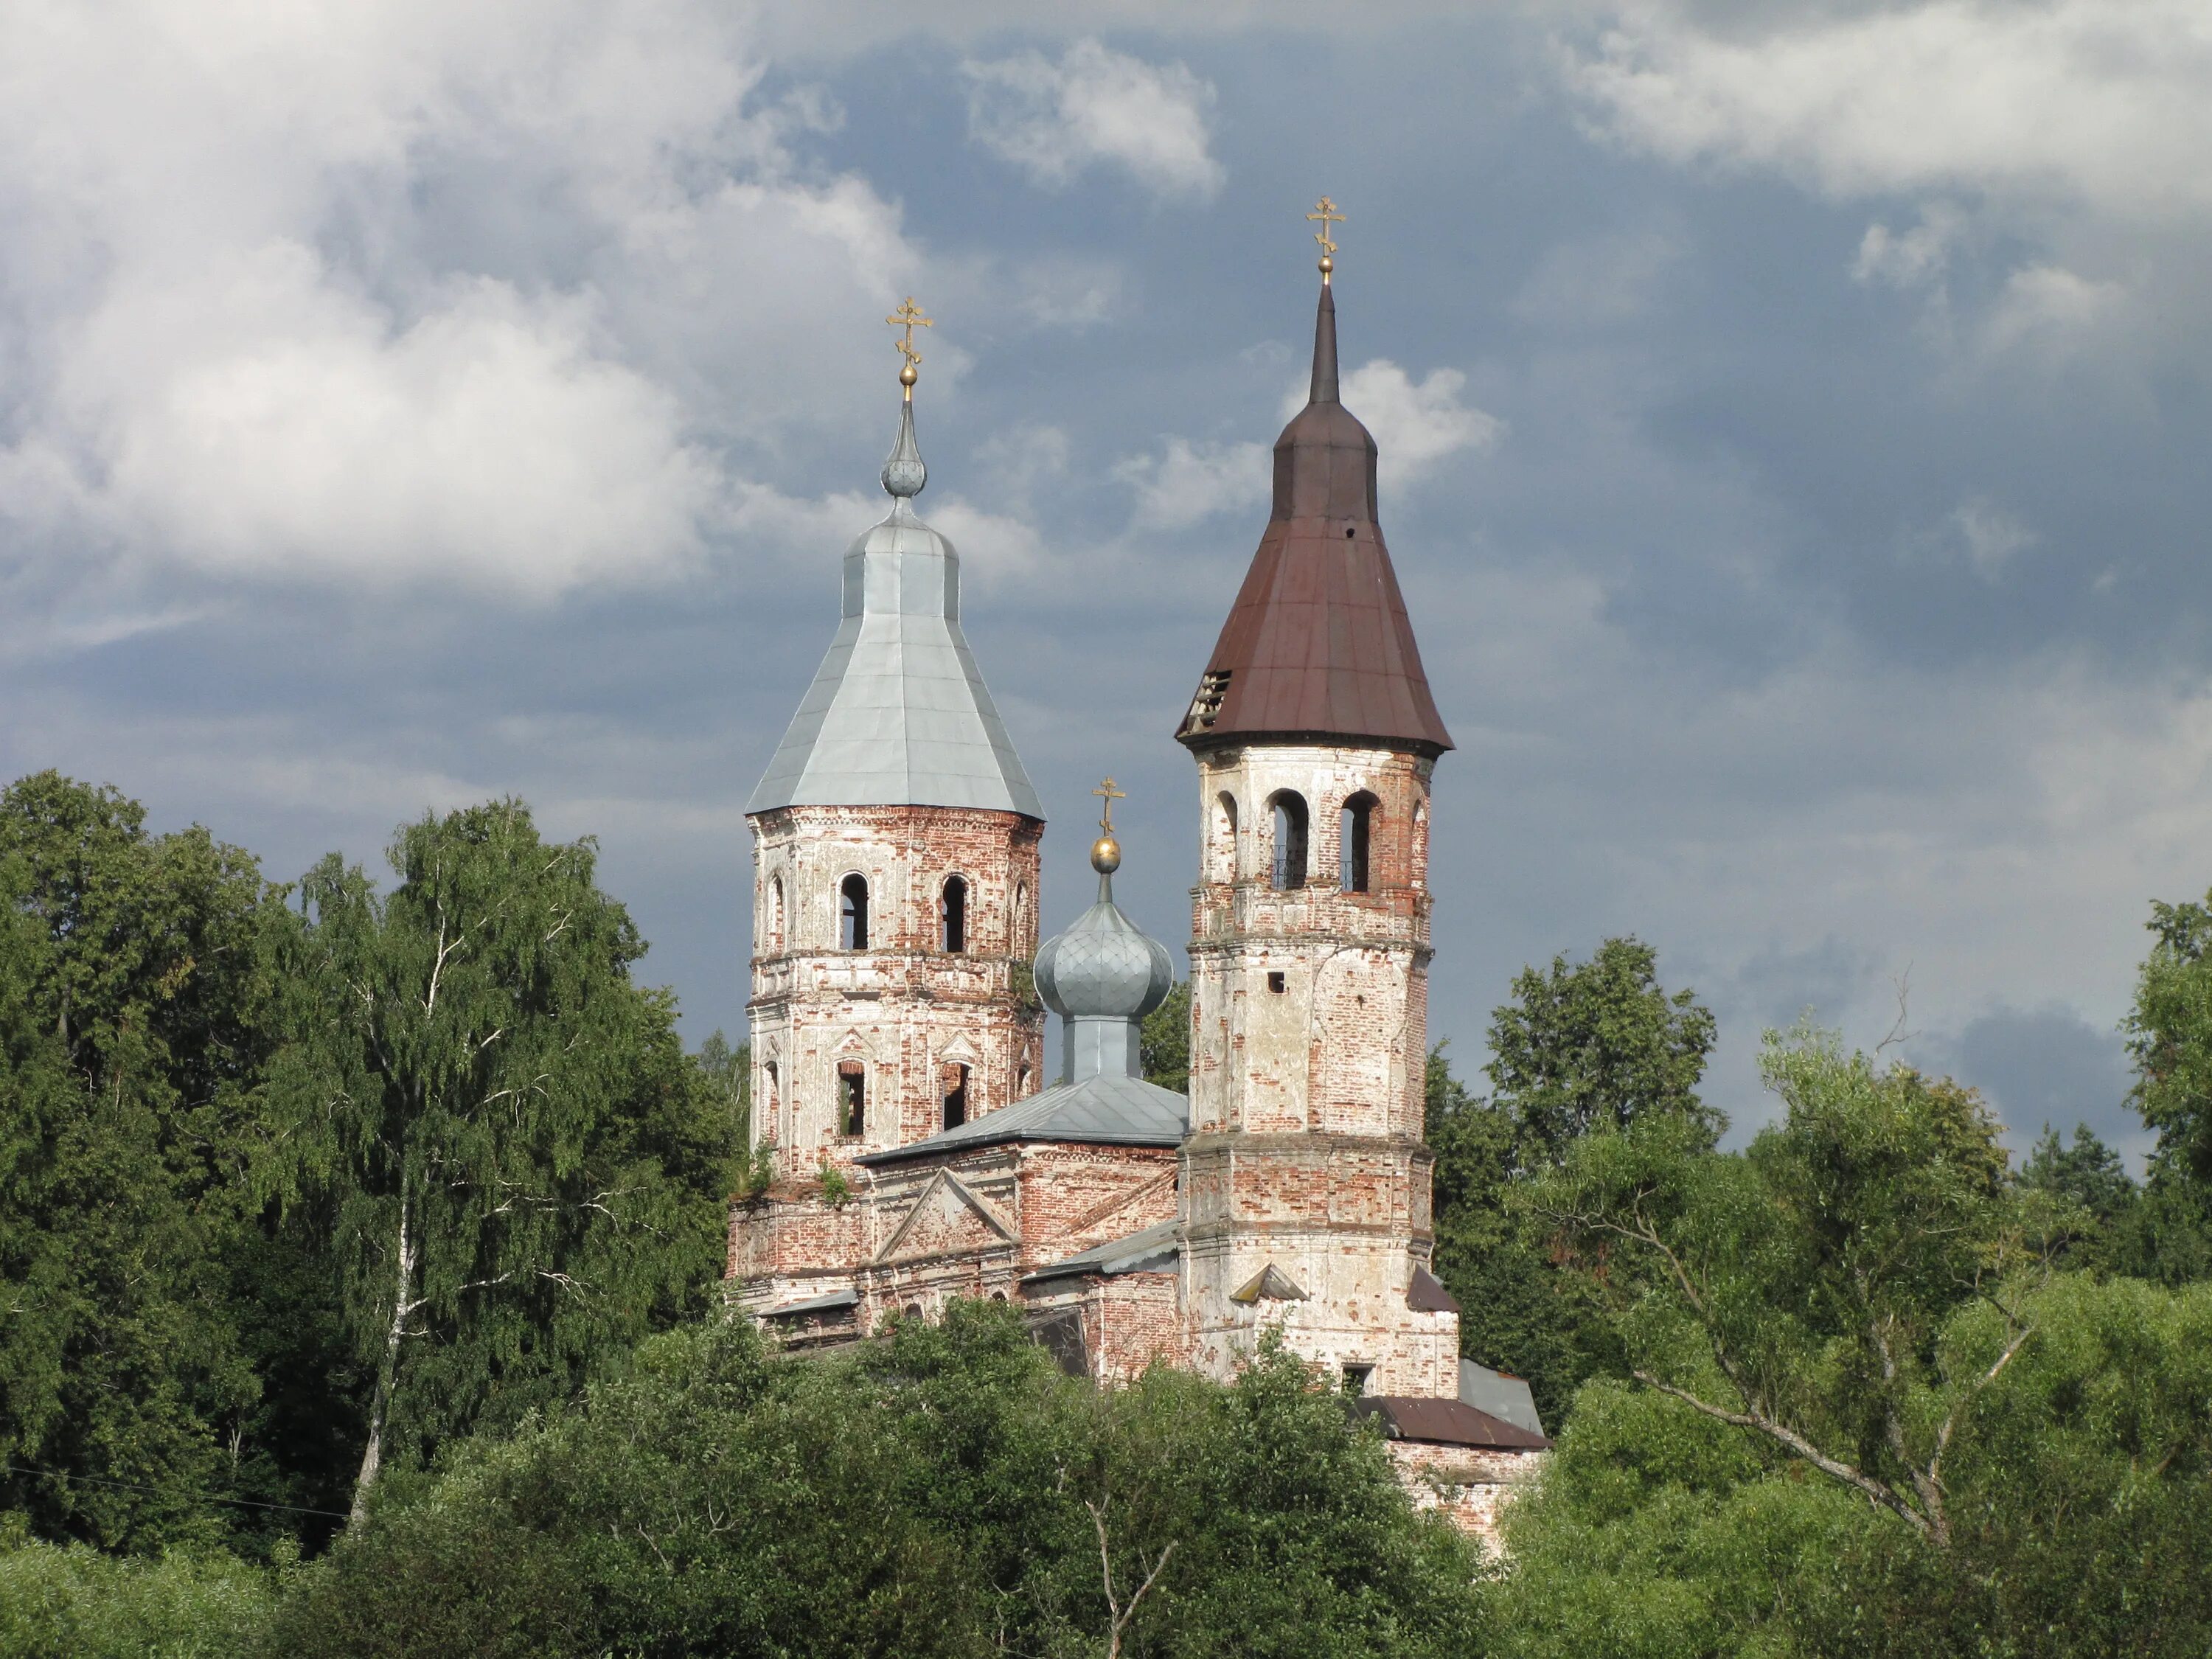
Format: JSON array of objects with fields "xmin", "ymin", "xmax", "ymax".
[
  {"xmin": 855, "ymin": 1071, "xmax": 1189, "ymax": 1167},
  {"xmin": 1022, "ymin": 1218, "xmax": 1184, "ymax": 1284},
  {"xmin": 1352, "ymin": 1395, "xmax": 1550, "ymax": 1450}
]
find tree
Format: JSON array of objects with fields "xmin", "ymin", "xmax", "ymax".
[
  {"xmin": 1141, "ymin": 978, "xmax": 1190, "ymax": 1094},
  {"xmin": 1426, "ymin": 939, "xmax": 1717, "ymax": 1429},
  {"xmin": 692, "ymin": 1029, "xmax": 750, "ymax": 1150},
  {"xmin": 2116, "ymin": 891, "xmax": 2212, "ymax": 1282},
  {"xmin": 1486, "ymin": 936, "xmax": 1719, "ymax": 1161},
  {"xmin": 0, "ymin": 773, "xmax": 281, "ymax": 1549},
  {"xmin": 1526, "ymin": 1027, "xmax": 2037, "ymax": 1551},
  {"xmin": 256, "ymin": 801, "xmax": 733, "ymax": 1521}
]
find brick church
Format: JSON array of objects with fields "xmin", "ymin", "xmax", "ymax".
[{"xmin": 728, "ymin": 228, "xmax": 1548, "ymax": 1540}]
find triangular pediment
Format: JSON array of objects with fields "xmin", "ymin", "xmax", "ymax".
[{"xmin": 874, "ymin": 1169, "xmax": 1016, "ymax": 1265}]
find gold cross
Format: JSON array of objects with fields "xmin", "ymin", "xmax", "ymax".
[
  {"xmin": 1307, "ymin": 196, "xmax": 1345, "ymax": 261},
  {"xmin": 1092, "ymin": 776, "xmax": 1125, "ymax": 832},
  {"xmin": 886, "ymin": 296, "xmax": 932, "ymax": 370}
]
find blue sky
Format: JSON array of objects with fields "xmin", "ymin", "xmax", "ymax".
[{"xmin": 5, "ymin": 1, "xmax": 2208, "ymax": 1161}]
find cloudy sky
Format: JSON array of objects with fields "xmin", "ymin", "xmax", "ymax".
[{"xmin": 4, "ymin": 0, "xmax": 2208, "ymax": 1161}]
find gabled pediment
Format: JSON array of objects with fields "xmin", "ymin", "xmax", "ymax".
[
  {"xmin": 1229, "ymin": 1262, "xmax": 1309, "ymax": 1304},
  {"xmin": 874, "ymin": 1169, "xmax": 1016, "ymax": 1265}
]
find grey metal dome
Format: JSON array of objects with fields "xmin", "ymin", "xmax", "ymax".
[{"xmin": 1034, "ymin": 859, "xmax": 1174, "ymax": 1023}]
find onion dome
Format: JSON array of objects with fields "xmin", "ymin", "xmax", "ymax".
[
  {"xmin": 1034, "ymin": 838, "xmax": 1175, "ymax": 1027},
  {"xmin": 1175, "ymin": 227, "xmax": 1453, "ymax": 758}
]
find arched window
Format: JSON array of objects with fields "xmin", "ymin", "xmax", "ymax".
[
  {"xmin": 941, "ymin": 875, "xmax": 967, "ymax": 953},
  {"xmin": 1341, "ymin": 793, "xmax": 1377, "ymax": 894},
  {"xmin": 1269, "ymin": 792, "xmax": 1309, "ymax": 891},
  {"xmin": 765, "ymin": 874, "xmax": 785, "ymax": 951},
  {"xmin": 762, "ymin": 1060, "xmax": 780, "ymax": 1125},
  {"xmin": 839, "ymin": 874, "xmax": 869, "ymax": 950},
  {"xmin": 942, "ymin": 1062, "xmax": 970, "ymax": 1130},
  {"xmin": 1016, "ymin": 1062, "xmax": 1032, "ymax": 1098},
  {"xmin": 1211, "ymin": 792, "xmax": 1239, "ymax": 883},
  {"xmin": 838, "ymin": 1061, "xmax": 866, "ymax": 1135},
  {"xmin": 1412, "ymin": 799, "xmax": 1429, "ymax": 886},
  {"xmin": 1013, "ymin": 880, "xmax": 1029, "ymax": 952}
]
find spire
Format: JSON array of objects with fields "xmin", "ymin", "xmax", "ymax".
[{"xmin": 1174, "ymin": 204, "xmax": 1453, "ymax": 756}]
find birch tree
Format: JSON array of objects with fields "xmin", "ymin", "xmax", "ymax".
[{"xmin": 257, "ymin": 800, "xmax": 730, "ymax": 1522}]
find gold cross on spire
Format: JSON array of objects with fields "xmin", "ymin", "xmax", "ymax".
[
  {"xmin": 886, "ymin": 296, "xmax": 933, "ymax": 398},
  {"xmin": 1093, "ymin": 776, "xmax": 1126, "ymax": 832},
  {"xmin": 1307, "ymin": 196, "xmax": 1345, "ymax": 282}
]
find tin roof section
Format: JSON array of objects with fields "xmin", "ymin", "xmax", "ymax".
[{"xmin": 1175, "ymin": 278, "xmax": 1453, "ymax": 757}]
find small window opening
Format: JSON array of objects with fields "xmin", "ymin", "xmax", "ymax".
[
  {"xmin": 942, "ymin": 1062, "xmax": 970, "ymax": 1131},
  {"xmin": 1345, "ymin": 526, "xmax": 1356, "ymax": 539},
  {"xmin": 1013, "ymin": 881, "xmax": 1029, "ymax": 952},
  {"xmin": 1267, "ymin": 971, "xmax": 1286, "ymax": 994},
  {"xmin": 839, "ymin": 874, "xmax": 869, "ymax": 950},
  {"xmin": 766, "ymin": 874, "xmax": 785, "ymax": 950},
  {"xmin": 1270, "ymin": 793, "xmax": 1309, "ymax": 891},
  {"xmin": 1342, "ymin": 792, "xmax": 1377, "ymax": 894},
  {"xmin": 1211, "ymin": 792, "xmax": 1239, "ymax": 883},
  {"xmin": 904, "ymin": 1302, "xmax": 925, "ymax": 1323},
  {"xmin": 1342, "ymin": 1363, "xmax": 1374, "ymax": 1397},
  {"xmin": 941, "ymin": 875, "xmax": 967, "ymax": 953},
  {"xmin": 1016, "ymin": 1063, "xmax": 1032, "ymax": 1097},
  {"xmin": 838, "ymin": 1062, "xmax": 866, "ymax": 1135}
]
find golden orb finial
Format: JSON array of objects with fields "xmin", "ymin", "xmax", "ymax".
[
  {"xmin": 1090, "ymin": 776, "xmax": 1127, "ymax": 874},
  {"xmin": 886, "ymin": 296, "xmax": 933, "ymax": 400},
  {"xmin": 1307, "ymin": 197, "xmax": 1344, "ymax": 283}
]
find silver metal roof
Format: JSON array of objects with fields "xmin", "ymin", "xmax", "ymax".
[
  {"xmin": 855, "ymin": 1070, "xmax": 1188, "ymax": 1167},
  {"xmin": 746, "ymin": 400, "xmax": 1044, "ymax": 819},
  {"xmin": 1034, "ymin": 869, "xmax": 1175, "ymax": 1022},
  {"xmin": 1023, "ymin": 1218, "xmax": 1183, "ymax": 1283},
  {"xmin": 1458, "ymin": 1358, "xmax": 1546, "ymax": 1437}
]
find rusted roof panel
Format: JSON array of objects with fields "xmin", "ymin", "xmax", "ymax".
[{"xmin": 1177, "ymin": 282, "xmax": 1453, "ymax": 756}]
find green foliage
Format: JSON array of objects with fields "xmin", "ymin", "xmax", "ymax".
[
  {"xmin": 1487, "ymin": 936, "xmax": 1720, "ymax": 1162},
  {"xmin": 1528, "ymin": 1026, "xmax": 2051, "ymax": 1551},
  {"xmin": 254, "ymin": 799, "xmax": 737, "ymax": 1515},
  {"xmin": 271, "ymin": 1303, "xmax": 1484, "ymax": 1659},
  {"xmin": 2127, "ymin": 890, "xmax": 2212, "ymax": 1180},
  {"xmin": 1427, "ymin": 939, "xmax": 1716, "ymax": 1429},
  {"xmin": 692, "ymin": 1029, "xmax": 749, "ymax": 1148},
  {"xmin": 1496, "ymin": 1273, "xmax": 2212, "ymax": 1658},
  {"xmin": 0, "ymin": 1532, "xmax": 277, "ymax": 1659},
  {"xmin": 0, "ymin": 773, "xmax": 291, "ymax": 1548},
  {"xmin": 1141, "ymin": 978, "xmax": 1191, "ymax": 1094},
  {"xmin": 817, "ymin": 1158, "xmax": 852, "ymax": 1208}
]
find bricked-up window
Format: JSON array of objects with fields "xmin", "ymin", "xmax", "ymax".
[
  {"xmin": 1269, "ymin": 792, "xmax": 1309, "ymax": 891},
  {"xmin": 942, "ymin": 1062, "xmax": 970, "ymax": 1130},
  {"xmin": 1341, "ymin": 792, "xmax": 1377, "ymax": 893},
  {"xmin": 1211, "ymin": 792, "xmax": 1239, "ymax": 882},
  {"xmin": 838, "ymin": 1061, "xmax": 866, "ymax": 1135},
  {"xmin": 1014, "ymin": 881, "xmax": 1029, "ymax": 951},
  {"xmin": 941, "ymin": 875, "xmax": 967, "ymax": 953},
  {"xmin": 839, "ymin": 874, "xmax": 869, "ymax": 950}
]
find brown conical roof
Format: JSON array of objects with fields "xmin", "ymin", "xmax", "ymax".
[{"xmin": 1175, "ymin": 279, "xmax": 1453, "ymax": 756}]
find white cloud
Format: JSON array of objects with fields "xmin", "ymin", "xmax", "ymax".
[
  {"xmin": 961, "ymin": 38, "xmax": 1225, "ymax": 200},
  {"xmin": 1852, "ymin": 203, "xmax": 1964, "ymax": 289},
  {"xmin": 1114, "ymin": 439, "xmax": 1269, "ymax": 531},
  {"xmin": 0, "ymin": 0, "xmax": 928, "ymax": 600},
  {"xmin": 1982, "ymin": 263, "xmax": 2128, "ymax": 357},
  {"xmin": 1565, "ymin": 0, "xmax": 2212, "ymax": 219},
  {"xmin": 1909, "ymin": 497, "xmax": 2036, "ymax": 580},
  {"xmin": 1285, "ymin": 361, "xmax": 1504, "ymax": 491}
]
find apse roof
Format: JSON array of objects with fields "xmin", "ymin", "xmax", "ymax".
[
  {"xmin": 1175, "ymin": 276, "xmax": 1453, "ymax": 757},
  {"xmin": 748, "ymin": 395, "xmax": 1044, "ymax": 819},
  {"xmin": 853, "ymin": 1072, "xmax": 1189, "ymax": 1168}
]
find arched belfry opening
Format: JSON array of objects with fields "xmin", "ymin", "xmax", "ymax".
[
  {"xmin": 1270, "ymin": 792, "xmax": 1309, "ymax": 891},
  {"xmin": 839, "ymin": 874, "xmax": 870, "ymax": 950},
  {"xmin": 942, "ymin": 1062, "xmax": 970, "ymax": 1130},
  {"xmin": 1341, "ymin": 792, "xmax": 1377, "ymax": 894},
  {"xmin": 941, "ymin": 875, "xmax": 967, "ymax": 953}
]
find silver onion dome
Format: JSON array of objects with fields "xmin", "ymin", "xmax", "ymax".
[{"xmin": 1034, "ymin": 838, "xmax": 1174, "ymax": 1023}]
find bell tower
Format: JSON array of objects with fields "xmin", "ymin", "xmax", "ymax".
[
  {"xmin": 732, "ymin": 300, "xmax": 1046, "ymax": 1315},
  {"xmin": 1176, "ymin": 216, "xmax": 1460, "ymax": 1397}
]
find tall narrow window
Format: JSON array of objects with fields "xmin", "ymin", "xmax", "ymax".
[
  {"xmin": 1211, "ymin": 792, "xmax": 1239, "ymax": 883},
  {"xmin": 762, "ymin": 1060, "xmax": 780, "ymax": 1124},
  {"xmin": 941, "ymin": 875, "xmax": 967, "ymax": 953},
  {"xmin": 838, "ymin": 1061, "xmax": 866, "ymax": 1135},
  {"xmin": 1270, "ymin": 792, "xmax": 1309, "ymax": 891},
  {"xmin": 942, "ymin": 1062, "xmax": 970, "ymax": 1130},
  {"xmin": 839, "ymin": 874, "xmax": 869, "ymax": 950},
  {"xmin": 1341, "ymin": 792, "xmax": 1377, "ymax": 894},
  {"xmin": 1013, "ymin": 881, "xmax": 1029, "ymax": 952},
  {"xmin": 765, "ymin": 874, "xmax": 785, "ymax": 951}
]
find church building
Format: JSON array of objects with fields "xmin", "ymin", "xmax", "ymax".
[{"xmin": 728, "ymin": 224, "xmax": 1548, "ymax": 1543}]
